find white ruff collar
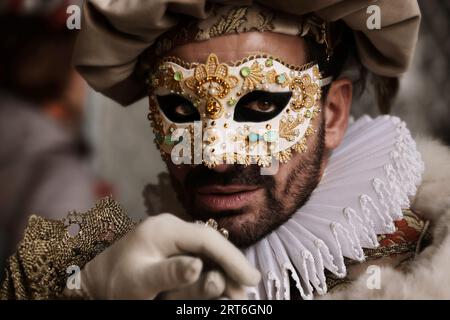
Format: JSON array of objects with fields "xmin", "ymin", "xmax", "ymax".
[{"xmin": 244, "ymin": 115, "xmax": 424, "ymax": 300}]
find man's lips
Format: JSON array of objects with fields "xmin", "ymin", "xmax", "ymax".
[
  {"xmin": 195, "ymin": 185, "xmax": 261, "ymax": 212},
  {"xmin": 197, "ymin": 185, "xmax": 259, "ymax": 194}
]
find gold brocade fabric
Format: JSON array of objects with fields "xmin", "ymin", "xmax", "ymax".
[
  {"xmin": 148, "ymin": 6, "xmax": 327, "ymax": 62},
  {"xmin": 0, "ymin": 197, "xmax": 136, "ymax": 300}
]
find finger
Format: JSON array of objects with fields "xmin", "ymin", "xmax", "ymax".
[
  {"xmin": 162, "ymin": 270, "xmax": 226, "ymax": 300},
  {"xmin": 223, "ymin": 277, "xmax": 248, "ymax": 300},
  {"xmin": 147, "ymin": 256, "xmax": 203, "ymax": 293},
  {"xmin": 164, "ymin": 218, "xmax": 261, "ymax": 286}
]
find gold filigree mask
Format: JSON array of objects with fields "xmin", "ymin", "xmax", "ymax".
[{"xmin": 148, "ymin": 53, "xmax": 331, "ymax": 168}]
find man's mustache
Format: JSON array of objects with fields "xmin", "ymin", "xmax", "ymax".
[{"xmin": 184, "ymin": 164, "xmax": 275, "ymax": 190}]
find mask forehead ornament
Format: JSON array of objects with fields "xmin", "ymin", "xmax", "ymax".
[{"xmin": 148, "ymin": 53, "xmax": 331, "ymax": 168}]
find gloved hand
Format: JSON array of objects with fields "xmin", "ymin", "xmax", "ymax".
[
  {"xmin": 160, "ymin": 269, "xmax": 248, "ymax": 300},
  {"xmin": 63, "ymin": 213, "xmax": 260, "ymax": 299}
]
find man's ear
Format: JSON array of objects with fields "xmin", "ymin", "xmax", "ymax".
[{"xmin": 323, "ymin": 78, "xmax": 353, "ymax": 150}]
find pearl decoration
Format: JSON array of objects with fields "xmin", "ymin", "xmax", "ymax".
[{"xmin": 208, "ymin": 87, "xmax": 218, "ymax": 95}]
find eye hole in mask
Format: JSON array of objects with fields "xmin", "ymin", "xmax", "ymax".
[
  {"xmin": 233, "ymin": 91, "xmax": 292, "ymax": 122},
  {"xmin": 156, "ymin": 94, "xmax": 200, "ymax": 123}
]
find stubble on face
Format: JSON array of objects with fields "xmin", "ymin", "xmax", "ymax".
[{"xmin": 167, "ymin": 117, "xmax": 326, "ymax": 248}]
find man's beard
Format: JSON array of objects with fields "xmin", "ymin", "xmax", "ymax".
[{"xmin": 169, "ymin": 120, "xmax": 326, "ymax": 248}]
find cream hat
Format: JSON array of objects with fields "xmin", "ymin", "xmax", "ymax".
[{"xmin": 73, "ymin": 0, "xmax": 421, "ymax": 106}]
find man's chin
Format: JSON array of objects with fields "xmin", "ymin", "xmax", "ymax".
[
  {"xmin": 184, "ymin": 207, "xmax": 259, "ymax": 248},
  {"xmin": 194, "ymin": 208, "xmax": 267, "ymax": 248},
  {"xmin": 190, "ymin": 206, "xmax": 249, "ymax": 228}
]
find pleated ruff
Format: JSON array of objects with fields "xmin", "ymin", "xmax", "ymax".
[{"xmin": 244, "ymin": 115, "xmax": 424, "ymax": 300}]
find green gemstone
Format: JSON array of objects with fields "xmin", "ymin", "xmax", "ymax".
[
  {"xmin": 164, "ymin": 135, "xmax": 183, "ymax": 146},
  {"xmin": 165, "ymin": 135, "xmax": 184, "ymax": 145},
  {"xmin": 276, "ymin": 73, "xmax": 287, "ymax": 84},
  {"xmin": 248, "ymin": 132, "xmax": 259, "ymax": 143},
  {"xmin": 173, "ymin": 71, "xmax": 183, "ymax": 81},
  {"xmin": 263, "ymin": 131, "xmax": 278, "ymax": 143},
  {"xmin": 265, "ymin": 59, "xmax": 273, "ymax": 67},
  {"xmin": 240, "ymin": 66, "xmax": 251, "ymax": 77},
  {"xmin": 305, "ymin": 110, "xmax": 312, "ymax": 118},
  {"xmin": 164, "ymin": 135, "xmax": 175, "ymax": 145},
  {"xmin": 227, "ymin": 98, "xmax": 237, "ymax": 106}
]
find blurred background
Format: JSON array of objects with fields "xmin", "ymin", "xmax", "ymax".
[{"xmin": 0, "ymin": 0, "xmax": 449, "ymax": 270}]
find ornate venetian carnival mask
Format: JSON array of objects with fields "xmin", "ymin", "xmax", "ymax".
[{"xmin": 148, "ymin": 53, "xmax": 331, "ymax": 168}]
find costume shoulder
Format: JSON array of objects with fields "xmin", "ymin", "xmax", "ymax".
[
  {"xmin": 322, "ymin": 137, "xmax": 450, "ymax": 299},
  {"xmin": 0, "ymin": 197, "xmax": 135, "ymax": 300}
]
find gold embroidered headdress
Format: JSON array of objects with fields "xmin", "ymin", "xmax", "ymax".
[{"xmin": 147, "ymin": 5, "xmax": 332, "ymax": 65}]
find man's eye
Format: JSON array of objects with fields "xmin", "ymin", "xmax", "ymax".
[
  {"xmin": 234, "ymin": 91, "xmax": 292, "ymax": 122},
  {"xmin": 174, "ymin": 104, "xmax": 197, "ymax": 116},
  {"xmin": 244, "ymin": 100, "xmax": 277, "ymax": 113},
  {"xmin": 156, "ymin": 94, "xmax": 200, "ymax": 123}
]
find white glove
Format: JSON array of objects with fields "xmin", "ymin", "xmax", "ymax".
[
  {"xmin": 64, "ymin": 213, "xmax": 260, "ymax": 299},
  {"xmin": 160, "ymin": 269, "xmax": 248, "ymax": 300}
]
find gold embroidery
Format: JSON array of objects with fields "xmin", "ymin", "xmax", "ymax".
[
  {"xmin": 147, "ymin": 4, "xmax": 330, "ymax": 68},
  {"xmin": 153, "ymin": 66, "xmax": 184, "ymax": 94},
  {"xmin": 205, "ymin": 98, "xmax": 223, "ymax": 119},
  {"xmin": 290, "ymin": 74, "xmax": 320, "ymax": 111},
  {"xmin": 185, "ymin": 54, "xmax": 239, "ymax": 119},
  {"xmin": 209, "ymin": 7, "xmax": 249, "ymax": 38},
  {"xmin": 241, "ymin": 61, "xmax": 265, "ymax": 91},
  {"xmin": 236, "ymin": 153, "xmax": 251, "ymax": 166},
  {"xmin": 279, "ymin": 114, "xmax": 305, "ymax": 142},
  {"xmin": 312, "ymin": 65, "xmax": 321, "ymax": 80},
  {"xmin": 185, "ymin": 54, "xmax": 239, "ymax": 98},
  {"xmin": 157, "ymin": 54, "xmax": 316, "ymax": 73},
  {"xmin": 256, "ymin": 11, "xmax": 275, "ymax": 31},
  {"xmin": 257, "ymin": 155, "xmax": 272, "ymax": 167},
  {"xmin": 265, "ymin": 69, "xmax": 278, "ymax": 84},
  {"xmin": 292, "ymin": 138, "xmax": 308, "ymax": 153},
  {"xmin": 223, "ymin": 153, "xmax": 236, "ymax": 165},
  {"xmin": 275, "ymin": 149, "xmax": 292, "ymax": 163},
  {"xmin": 1, "ymin": 197, "xmax": 135, "ymax": 300}
]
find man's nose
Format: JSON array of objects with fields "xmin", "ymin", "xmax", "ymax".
[{"xmin": 209, "ymin": 164, "xmax": 234, "ymax": 173}]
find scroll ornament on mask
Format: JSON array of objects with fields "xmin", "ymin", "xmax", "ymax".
[{"xmin": 148, "ymin": 53, "xmax": 332, "ymax": 168}]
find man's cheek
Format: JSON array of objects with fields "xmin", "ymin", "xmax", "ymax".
[
  {"xmin": 271, "ymin": 161, "xmax": 291, "ymax": 184},
  {"xmin": 269, "ymin": 172, "xmax": 287, "ymax": 199},
  {"xmin": 273, "ymin": 154, "xmax": 303, "ymax": 188},
  {"xmin": 166, "ymin": 162, "xmax": 190, "ymax": 183}
]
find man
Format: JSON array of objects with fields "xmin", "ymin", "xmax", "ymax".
[{"xmin": 2, "ymin": 0, "xmax": 450, "ymax": 300}]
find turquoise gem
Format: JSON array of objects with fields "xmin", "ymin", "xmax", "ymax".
[
  {"xmin": 248, "ymin": 132, "xmax": 260, "ymax": 143},
  {"xmin": 263, "ymin": 130, "xmax": 278, "ymax": 143},
  {"xmin": 277, "ymin": 73, "xmax": 287, "ymax": 84}
]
